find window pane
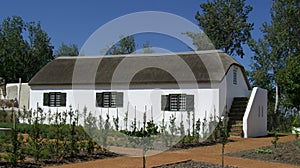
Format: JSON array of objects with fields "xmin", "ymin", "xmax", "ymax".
[
  {"xmin": 96, "ymin": 93, "xmax": 103, "ymax": 107},
  {"xmin": 110, "ymin": 92, "xmax": 116, "ymax": 107},
  {"xmin": 55, "ymin": 93, "xmax": 61, "ymax": 107},
  {"xmin": 116, "ymin": 92, "xmax": 124, "ymax": 107},
  {"xmin": 103, "ymin": 92, "xmax": 110, "ymax": 107},
  {"xmin": 161, "ymin": 95, "xmax": 170, "ymax": 111},
  {"xmin": 60, "ymin": 93, "xmax": 67, "ymax": 106},
  {"xmin": 170, "ymin": 94, "xmax": 178, "ymax": 111},
  {"xmin": 49, "ymin": 93, "xmax": 56, "ymax": 107},
  {"xmin": 233, "ymin": 68, "xmax": 237, "ymax": 85},
  {"xmin": 43, "ymin": 93, "xmax": 49, "ymax": 106},
  {"xmin": 179, "ymin": 94, "xmax": 186, "ymax": 111}
]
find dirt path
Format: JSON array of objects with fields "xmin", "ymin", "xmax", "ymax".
[{"xmin": 45, "ymin": 135, "xmax": 298, "ymax": 168}]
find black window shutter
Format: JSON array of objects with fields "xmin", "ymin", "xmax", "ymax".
[
  {"xmin": 186, "ymin": 95, "xmax": 194, "ymax": 111},
  {"xmin": 60, "ymin": 93, "xmax": 67, "ymax": 107},
  {"xmin": 96, "ymin": 93, "xmax": 103, "ymax": 107},
  {"xmin": 43, "ymin": 93, "xmax": 49, "ymax": 106},
  {"xmin": 161, "ymin": 95, "xmax": 170, "ymax": 111},
  {"xmin": 116, "ymin": 92, "xmax": 123, "ymax": 107}
]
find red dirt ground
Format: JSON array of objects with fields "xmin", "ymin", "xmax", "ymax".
[{"xmin": 45, "ymin": 135, "xmax": 299, "ymax": 168}]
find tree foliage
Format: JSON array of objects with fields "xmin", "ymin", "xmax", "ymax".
[
  {"xmin": 105, "ymin": 35, "xmax": 136, "ymax": 55},
  {"xmin": 183, "ymin": 32, "xmax": 215, "ymax": 51},
  {"xmin": 0, "ymin": 16, "xmax": 54, "ymax": 82},
  {"xmin": 249, "ymin": 0, "xmax": 300, "ymax": 130},
  {"xmin": 195, "ymin": 0, "xmax": 253, "ymax": 58},
  {"xmin": 54, "ymin": 43, "xmax": 79, "ymax": 57},
  {"xmin": 280, "ymin": 54, "xmax": 300, "ymax": 108},
  {"xmin": 250, "ymin": 0, "xmax": 300, "ymax": 108}
]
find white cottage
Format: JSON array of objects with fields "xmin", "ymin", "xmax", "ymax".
[{"xmin": 28, "ymin": 50, "xmax": 267, "ymax": 138}]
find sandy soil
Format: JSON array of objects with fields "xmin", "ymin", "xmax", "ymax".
[{"xmin": 45, "ymin": 135, "xmax": 298, "ymax": 168}]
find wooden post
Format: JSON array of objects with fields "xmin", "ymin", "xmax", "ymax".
[
  {"xmin": 151, "ymin": 105, "xmax": 153, "ymax": 121},
  {"xmin": 13, "ymin": 107, "xmax": 16, "ymax": 130},
  {"xmin": 18, "ymin": 78, "xmax": 21, "ymax": 108}
]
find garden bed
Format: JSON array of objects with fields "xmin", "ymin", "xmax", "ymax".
[
  {"xmin": 153, "ymin": 160, "xmax": 238, "ymax": 168},
  {"xmin": 227, "ymin": 140, "xmax": 300, "ymax": 166},
  {"xmin": 0, "ymin": 150, "xmax": 121, "ymax": 168}
]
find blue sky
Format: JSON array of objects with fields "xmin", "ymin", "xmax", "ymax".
[{"xmin": 0, "ymin": 0, "xmax": 272, "ymax": 70}]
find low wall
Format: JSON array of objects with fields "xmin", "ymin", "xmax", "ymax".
[
  {"xmin": 243, "ymin": 87, "xmax": 268, "ymax": 138},
  {"xmin": 6, "ymin": 83, "xmax": 30, "ymax": 110}
]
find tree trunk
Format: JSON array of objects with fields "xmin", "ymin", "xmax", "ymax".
[
  {"xmin": 274, "ymin": 81, "xmax": 279, "ymax": 114},
  {"xmin": 143, "ymin": 147, "xmax": 146, "ymax": 168}
]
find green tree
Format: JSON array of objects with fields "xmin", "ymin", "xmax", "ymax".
[
  {"xmin": 54, "ymin": 43, "xmax": 79, "ymax": 57},
  {"xmin": 249, "ymin": 0, "xmax": 300, "ymax": 130},
  {"xmin": 183, "ymin": 32, "xmax": 215, "ymax": 51},
  {"xmin": 281, "ymin": 55, "xmax": 300, "ymax": 109},
  {"xmin": 195, "ymin": 0, "xmax": 253, "ymax": 58},
  {"xmin": 0, "ymin": 16, "xmax": 53, "ymax": 82},
  {"xmin": 106, "ymin": 35, "xmax": 136, "ymax": 55},
  {"xmin": 272, "ymin": 0, "xmax": 300, "ymax": 110}
]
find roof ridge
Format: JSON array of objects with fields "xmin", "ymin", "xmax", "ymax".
[{"xmin": 57, "ymin": 50, "xmax": 225, "ymax": 59}]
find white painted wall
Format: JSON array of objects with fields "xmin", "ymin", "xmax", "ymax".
[
  {"xmin": 30, "ymin": 87, "xmax": 219, "ymax": 131},
  {"xmin": 243, "ymin": 87, "xmax": 268, "ymax": 138},
  {"xmin": 219, "ymin": 65, "xmax": 251, "ymax": 116},
  {"xmin": 29, "ymin": 64, "xmax": 254, "ymax": 137}
]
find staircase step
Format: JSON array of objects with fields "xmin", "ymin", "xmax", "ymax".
[
  {"xmin": 229, "ymin": 107, "xmax": 246, "ymax": 113},
  {"xmin": 233, "ymin": 97, "xmax": 248, "ymax": 101},
  {"xmin": 229, "ymin": 115, "xmax": 244, "ymax": 120},
  {"xmin": 228, "ymin": 111, "xmax": 245, "ymax": 117},
  {"xmin": 230, "ymin": 104, "xmax": 248, "ymax": 109},
  {"xmin": 229, "ymin": 124, "xmax": 243, "ymax": 130},
  {"xmin": 229, "ymin": 132, "xmax": 243, "ymax": 137},
  {"xmin": 228, "ymin": 120, "xmax": 243, "ymax": 125},
  {"xmin": 227, "ymin": 97, "xmax": 248, "ymax": 138},
  {"xmin": 229, "ymin": 113, "xmax": 245, "ymax": 117}
]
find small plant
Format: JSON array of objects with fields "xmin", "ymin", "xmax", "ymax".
[
  {"xmin": 131, "ymin": 106, "xmax": 137, "ymax": 132},
  {"xmin": 7, "ymin": 127, "xmax": 25, "ymax": 166},
  {"xmin": 98, "ymin": 112, "xmax": 104, "ymax": 130},
  {"xmin": 124, "ymin": 103, "xmax": 129, "ymax": 131},
  {"xmin": 271, "ymin": 129, "xmax": 279, "ymax": 148},
  {"xmin": 160, "ymin": 111, "xmax": 168, "ymax": 147},
  {"xmin": 255, "ymin": 148, "xmax": 273, "ymax": 154},
  {"xmin": 169, "ymin": 113, "xmax": 177, "ymax": 145},
  {"xmin": 292, "ymin": 115, "xmax": 300, "ymax": 139},
  {"xmin": 47, "ymin": 109, "xmax": 53, "ymax": 124},
  {"xmin": 195, "ymin": 118, "xmax": 201, "ymax": 140},
  {"xmin": 113, "ymin": 109, "xmax": 119, "ymax": 131},
  {"xmin": 202, "ymin": 112, "xmax": 208, "ymax": 139},
  {"xmin": 208, "ymin": 112, "xmax": 218, "ymax": 141},
  {"xmin": 122, "ymin": 117, "xmax": 158, "ymax": 168},
  {"xmin": 219, "ymin": 116, "xmax": 228, "ymax": 168},
  {"xmin": 68, "ymin": 106, "xmax": 78, "ymax": 157},
  {"xmin": 103, "ymin": 113, "xmax": 110, "ymax": 148},
  {"xmin": 292, "ymin": 115, "xmax": 300, "ymax": 127},
  {"xmin": 192, "ymin": 110, "xmax": 195, "ymax": 136},
  {"xmin": 27, "ymin": 108, "xmax": 46, "ymax": 163},
  {"xmin": 179, "ymin": 113, "xmax": 185, "ymax": 137},
  {"xmin": 186, "ymin": 111, "xmax": 191, "ymax": 136}
]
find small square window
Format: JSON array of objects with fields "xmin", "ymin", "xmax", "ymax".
[
  {"xmin": 43, "ymin": 92, "xmax": 66, "ymax": 107},
  {"xmin": 96, "ymin": 92, "xmax": 123, "ymax": 108},
  {"xmin": 161, "ymin": 94, "xmax": 194, "ymax": 112},
  {"xmin": 233, "ymin": 68, "xmax": 238, "ymax": 85},
  {"xmin": 169, "ymin": 94, "xmax": 186, "ymax": 111}
]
